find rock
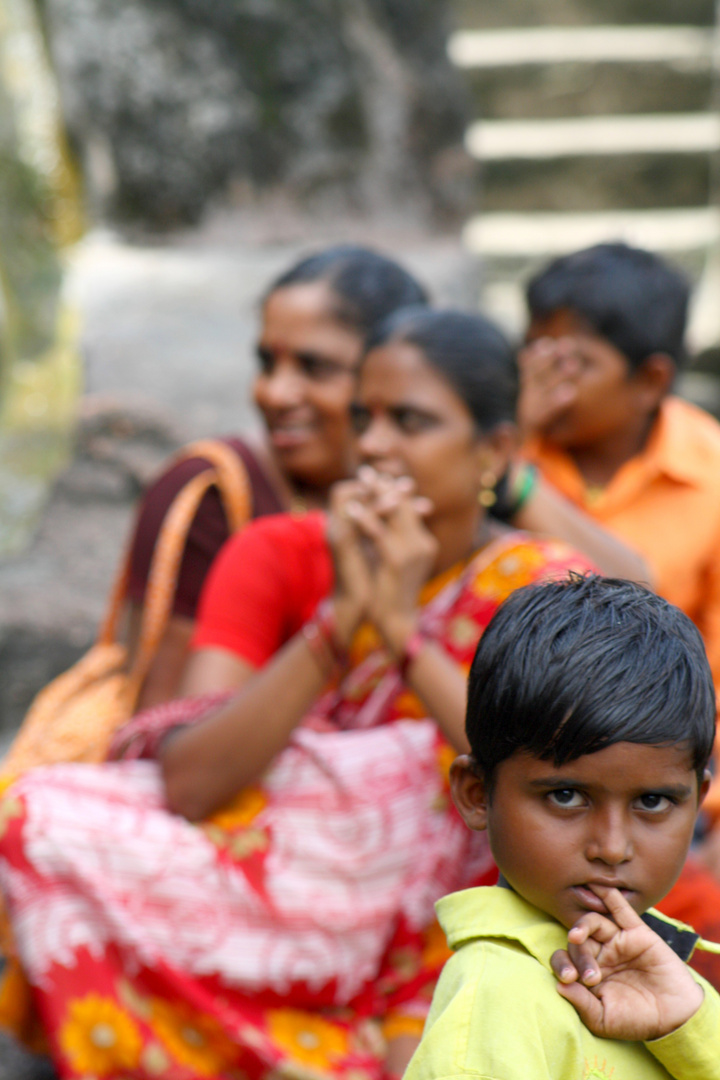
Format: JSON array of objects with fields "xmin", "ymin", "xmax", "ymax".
[
  {"xmin": 54, "ymin": 395, "xmax": 182, "ymax": 502},
  {"xmin": 0, "ymin": 393, "xmax": 181, "ymax": 734},
  {"xmin": 0, "ymin": 1032, "xmax": 57, "ymax": 1080},
  {"xmin": 39, "ymin": 0, "xmax": 471, "ymax": 228},
  {"xmin": 0, "ymin": 624, "xmax": 93, "ymax": 740},
  {"xmin": 72, "ymin": 393, "xmax": 183, "ymax": 494}
]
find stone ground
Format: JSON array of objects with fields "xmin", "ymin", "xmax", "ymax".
[{"xmin": 0, "ymin": 206, "xmax": 477, "ymax": 1077}]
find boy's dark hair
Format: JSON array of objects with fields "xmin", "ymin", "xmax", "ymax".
[
  {"xmin": 466, "ymin": 575, "xmax": 715, "ymax": 790},
  {"xmin": 365, "ymin": 307, "xmax": 518, "ymax": 433},
  {"xmin": 526, "ymin": 242, "xmax": 690, "ymax": 371},
  {"xmin": 265, "ymin": 245, "xmax": 429, "ymax": 340}
]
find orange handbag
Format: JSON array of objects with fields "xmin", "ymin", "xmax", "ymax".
[{"xmin": 1, "ymin": 439, "xmax": 252, "ymax": 776}]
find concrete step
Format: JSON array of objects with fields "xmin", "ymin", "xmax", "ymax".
[
  {"xmin": 463, "ymin": 206, "xmax": 720, "ymax": 258},
  {"xmin": 480, "ymin": 153, "xmax": 711, "ymax": 214},
  {"xmin": 463, "ymin": 62, "xmax": 713, "ymax": 122},
  {"xmin": 449, "ymin": 26, "xmax": 714, "ymax": 68},
  {"xmin": 449, "ymin": 1, "xmax": 720, "ymax": 359},
  {"xmin": 452, "ymin": 0, "xmax": 716, "ymax": 31},
  {"xmin": 467, "ymin": 113, "xmax": 720, "ymax": 160}
]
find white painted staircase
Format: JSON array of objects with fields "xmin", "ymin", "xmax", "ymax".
[{"xmin": 448, "ymin": 3, "xmax": 720, "ymax": 361}]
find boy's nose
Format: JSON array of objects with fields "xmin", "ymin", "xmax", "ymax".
[{"xmin": 585, "ymin": 808, "xmax": 633, "ymax": 866}]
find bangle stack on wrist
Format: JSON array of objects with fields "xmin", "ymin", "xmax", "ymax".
[
  {"xmin": 302, "ymin": 600, "xmax": 348, "ymax": 676},
  {"xmin": 398, "ymin": 630, "xmax": 425, "ymax": 682},
  {"xmin": 491, "ymin": 463, "xmax": 539, "ymax": 523}
]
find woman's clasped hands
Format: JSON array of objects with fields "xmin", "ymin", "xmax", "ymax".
[{"xmin": 328, "ymin": 465, "xmax": 438, "ymax": 661}]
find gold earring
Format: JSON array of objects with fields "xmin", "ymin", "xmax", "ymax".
[{"xmin": 478, "ymin": 470, "xmax": 497, "ymax": 508}]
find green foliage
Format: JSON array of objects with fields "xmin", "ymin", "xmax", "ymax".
[{"xmin": 0, "ymin": 148, "xmax": 61, "ymax": 359}]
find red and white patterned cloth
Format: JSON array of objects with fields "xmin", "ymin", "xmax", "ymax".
[{"xmin": 0, "ymin": 534, "xmax": 591, "ymax": 1079}]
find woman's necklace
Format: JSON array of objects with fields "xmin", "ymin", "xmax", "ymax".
[{"xmin": 289, "ymin": 493, "xmax": 309, "ymax": 514}]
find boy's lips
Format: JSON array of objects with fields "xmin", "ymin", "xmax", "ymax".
[{"xmin": 571, "ymin": 883, "xmax": 636, "ymax": 913}]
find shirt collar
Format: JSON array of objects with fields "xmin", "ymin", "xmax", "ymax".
[
  {"xmin": 526, "ymin": 397, "xmax": 711, "ymax": 495},
  {"xmin": 641, "ymin": 397, "xmax": 704, "ymax": 487},
  {"xmin": 436, "ymin": 887, "xmax": 569, "ymax": 976},
  {"xmin": 436, "ymin": 886, "xmax": 701, "ymax": 972}
]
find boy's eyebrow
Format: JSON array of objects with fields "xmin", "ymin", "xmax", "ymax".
[{"xmin": 526, "ymin": 777, "xmax": 694, "ymax": 799}]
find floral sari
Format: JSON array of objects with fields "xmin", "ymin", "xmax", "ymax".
[{"xmin": 0, "ymin": 534, "xmax": 589, "ymax": 1080}]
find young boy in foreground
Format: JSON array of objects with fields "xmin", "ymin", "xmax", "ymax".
[{"xmin": 405, "ymin": 576, "xmax": 720, "ymax": 1080}]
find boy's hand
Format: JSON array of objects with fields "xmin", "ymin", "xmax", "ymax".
[
  {"xmin": 550, "ymin": 886, "xmax": 704, "ymax": 1041},
  {"xmin": 517, "ymin": 336, "xmax": 581, "ymax": 438}
]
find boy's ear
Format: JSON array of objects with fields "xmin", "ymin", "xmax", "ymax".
[
  {"xmin": 634, "ymin": 352, "xmax": 675, "ymax": 407},
  {"xmin": 698, "ymin": 768, "xmax": 713, "ymax": 807},
  {"xmin": 450, "ymin": 755, "xmax": 490, "ymax": 832}
]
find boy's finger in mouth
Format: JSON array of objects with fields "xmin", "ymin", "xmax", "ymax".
[{"xmin": 571, "ymin": 883, "xmax": 636, "ymax": 913}]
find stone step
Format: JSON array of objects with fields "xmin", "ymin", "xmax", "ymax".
[
  {"xmin": 449, "ymin": 2, "xmax": 720, "ymax": 359},
  {"xmin": 463, "ymin": 206, "xmax": 720, "ymax": 258},
  {"xmin": 463, "ymin": 61, "xmax": 713, "ymax": 122},
  {"xmin": 449, "ymin": 26, "xmax": 714, "ymax": 68},
  {"xmin": 480, "ymin": 153, "xmax": 710, "ymax": 214},
  {"xmin": 467, "ymin": 112, "xmax": 720, "ymax": 160},
  {"xmin": 452, "ymin": 0, "xmax": 716, "ymax": 31}
]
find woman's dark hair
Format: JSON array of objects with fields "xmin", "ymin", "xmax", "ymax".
[
  {"xmin": 466, "ymin": 575, "xmax": 716, "ymax": 792},
  {"xmin": 366, "ymin": 307, "xmax": 518, "ymax": 433},
  {"xmin": 265, "ymin": 245, "xmax": 429, "ymax": 340},
  {"xmin": 526, "ymin": 242, "xmax": 690, "ymax": 371}
]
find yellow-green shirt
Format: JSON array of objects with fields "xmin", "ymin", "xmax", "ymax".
[{"xmin": 404, "ymin": 887, "xmax": 720, "ymax": 1080}]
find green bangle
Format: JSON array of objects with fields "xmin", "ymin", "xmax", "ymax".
[{"xmin": 510, "ymin": 464, "xmax": 538, "ymax": 516}]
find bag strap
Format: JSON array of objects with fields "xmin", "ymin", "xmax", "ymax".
[
  {"xmin": 175, "ymin": 438, "xmax": 252, "ymax": 533},
  {"xmin": 97, "ymin": 439, "xmax": 253, "ymax": 699}
]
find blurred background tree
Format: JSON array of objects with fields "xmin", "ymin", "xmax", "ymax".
[
  {"xmin": 0, "ymin": 0, "xmax": 82, "ymax": 551},
  {"xmin": 36, "ymin": 0, "xmax": 471, "ymax": 229}
]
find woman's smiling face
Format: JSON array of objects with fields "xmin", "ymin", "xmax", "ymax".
[{"xmin": 253, "ymin": 281, "xmax": 361, "ymax": 488}]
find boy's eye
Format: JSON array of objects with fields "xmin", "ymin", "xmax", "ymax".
[
  {"xmin": 635, "ymin": 793, "xmax": 673, "ymax": 813},
  {"xmin": 547, "ymin": 788, "xmax": 584, "ymax": 809}
]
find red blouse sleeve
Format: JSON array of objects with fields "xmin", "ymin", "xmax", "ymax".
[{"xmin": 191, "ymin": 511, "xmax": 334, "ymax": 668}]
